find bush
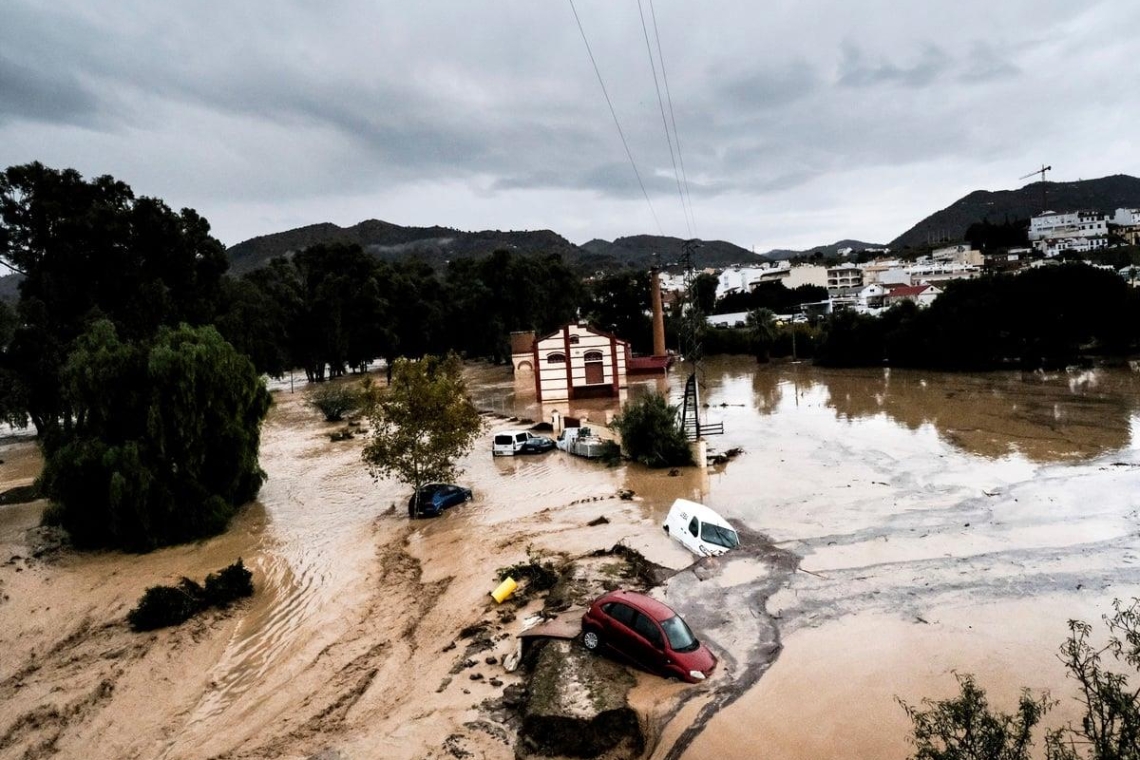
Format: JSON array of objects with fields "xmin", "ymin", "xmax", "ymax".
[
  {"xmin": 128, "ymin": 578, "xmax": 206, "ymax": 632},
  {"xmin": 611, "ymin": 393, "xmax": 694, "ymax": 468},
  {"xmin": 128, "ymin": 560, "xmax": 254, "ymax": 632},
  {"xmin": 203, "ymin": 559, "xmax": 255, "ymax": 608},
  {"xmin": 306, "ymin": 382, "xmax": 361, "ymax": 422}
]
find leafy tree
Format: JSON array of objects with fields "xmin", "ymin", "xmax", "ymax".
[
  {"xmin": 612, "ymin": 393, "xmax": 693, "ymax": 468},
  {"xmin": 1047, "ymin": 599, "xmax": 1140, "ymax": 760},
  {"xmin": 692, "ymin": 272, "xmax": 719, "ymax": 315},
  {"xmin": 442, "ymin": 250, "xmax": 582, "ymax": 362},
  {"xmin": 38, "ymin": 321, "xmax": 271, "ymax": 551},
  {"xmin": 361, "ymin": 354, "xmax": 482, "ymax": 516},
  {"xmin": 903, "ymin": 599, "xmax": 1140, "ymax": 760},
  {"xmin": 584, "ymin": 270, "xmax": 653, "ymax": 354},
  {"xmin": 0, "ymin": 163, "xmax": 227, "ymax": 444},
  {"xmin": 899, "ymin": 673, "xmax": 1051, "ymax": 760},
  {"xmin": 306, "ymin": 381, "xmax": 361, "ymax": 422},
  {"xmin": 291, "ymin": 243, "xmax": 390, "ymax": 380}
]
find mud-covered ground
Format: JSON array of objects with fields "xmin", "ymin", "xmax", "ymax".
[{"xmin": 1, "ymin": 358, "xmax": 1139, "ymax": 759}]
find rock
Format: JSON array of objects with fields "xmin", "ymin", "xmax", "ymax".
[
  {"xmin": 502, "ymin": 684, "xmax": 527, "ymax": 708},
  {"xmin": 617, "ymin": 489, "xmax": 634, "ymax": 500},
  {"xmin": 470, "ymin": 672, "xmax": 484, "ymax": 681},
  {"xmin": 489, "ymin": 678, "xmax": 503, "ymax": 688},
  {"xmin": 587, "ymin": 516, "xmax": 610, "ymax": 527},
  {"xmin": 484, "ymin": 655, "xmax": 498, "ymax": 665}
]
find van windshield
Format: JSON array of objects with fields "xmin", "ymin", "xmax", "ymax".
[
  {"xmin": 661, "ymin": 616, "xmax": 698, "ymax": 652},
  {"xmin": 701, "ymin": 523, "xmax": 739, "ymax": 549}
]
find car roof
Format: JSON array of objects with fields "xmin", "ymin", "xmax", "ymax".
[
  {"xmin": 601, "ymin": 590, "xmax": 678, "ymax": 623},
  {"xmin": 669, "ymin": 499, "xmax": 735, "ymax": 531}
]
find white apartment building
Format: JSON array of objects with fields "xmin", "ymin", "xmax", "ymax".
[
  {"xmin": 1028, "ymin": 210, "xmax": 1109, "ymax": 257},
  {"xmin": 826, "ymin": 264, "xmax": 863, "ymax": 294}
]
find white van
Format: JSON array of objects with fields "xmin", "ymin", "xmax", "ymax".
[
  {"xmin": 492, "ymin": 429, "xmax": 556, "ymax": 457},
  {"xmin": 663, "ymin": 499, "xmax": 740, "ymax": 557}
]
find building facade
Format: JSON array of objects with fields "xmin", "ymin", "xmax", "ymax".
[{"xmin": 522, "ymin": 323, "xmax": 629, "ymax": 402}]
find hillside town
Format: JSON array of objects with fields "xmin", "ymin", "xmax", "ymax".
[{"xmin": 672, "ymin": 206, "xmax": 1140, "ymax": 325}]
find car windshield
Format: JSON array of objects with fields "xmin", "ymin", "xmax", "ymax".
[
  {"xmin": 660, "ymin": 616, "xmax": 698, "ymax": 652},
  {"xmin": 701, "ymin": 522, "xmax": 739, "ymax": 549}
]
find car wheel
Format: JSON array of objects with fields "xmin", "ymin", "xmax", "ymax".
[{"xmin": 582, "ymin": 628, "xmax": 601, "ymax": 651}]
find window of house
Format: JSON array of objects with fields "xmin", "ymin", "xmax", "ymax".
[
  {"xmin": 583, "ymin": 351, "xmax": 603, "ymax": 362},
  {"xmin": 568, "ymin": 335, "xmax": 580, "ymax": 344},
  {"xmin": 546, "ymin": 353, "xmax": 566, "ymax": 364}
]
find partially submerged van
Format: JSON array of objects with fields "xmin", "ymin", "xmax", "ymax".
[
  {"xmin": 492, "ymin": 429, "xmax": 556, "ymax": 457},
  {"xmin": 663, "ymin": 499, "xmax": 739, "ymax": 557}
]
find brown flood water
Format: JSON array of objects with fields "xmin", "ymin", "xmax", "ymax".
[{"xmin": 0, "ymin": 358, "xmax": 1138, "ymax": 759}]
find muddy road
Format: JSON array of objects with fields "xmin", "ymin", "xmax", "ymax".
[{"xmin": 1, "ymin": 358, "xmax": 1138, "ymax": 759}]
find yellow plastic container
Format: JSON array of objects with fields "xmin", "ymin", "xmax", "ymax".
[{"xmin": 491, "ymin": 577, "xmax": 518, "ymax": 604}]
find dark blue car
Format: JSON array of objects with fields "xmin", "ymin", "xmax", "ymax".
[{"xmin": 408, "ymin": 483, "xmax": 473, "ymax": 518}]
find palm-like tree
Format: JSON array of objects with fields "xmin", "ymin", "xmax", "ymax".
[{"xmin": 747, "ymin": 308, "xmax": 777, "ymax": 363}]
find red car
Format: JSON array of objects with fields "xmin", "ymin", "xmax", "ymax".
[{"xmin": 580, "ymin": 590, "xmax": 716, "ymax": 683}]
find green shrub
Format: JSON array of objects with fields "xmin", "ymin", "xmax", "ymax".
[
  {"xmin": 306, "ymin": 382, "xmax": 361, "ymax": 422},
  {"xmin": 128, "ymin": 560, "xmax": 254, "ymax": 632},
  {"xmin": 612, "ymin": 393, "xmax": 693, "ymax": 468},
  {"xmin": 128, "ymin": 578, "xmax": 206, "ymax": 632},
  {"xmin": 203, "ymin": 559, "xmax": 255, "ymax": 608}
]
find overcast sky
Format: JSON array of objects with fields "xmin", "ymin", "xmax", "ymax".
[{"xmin": 2, "ymin": 1, "xmax": 1137, "ymax": 252}]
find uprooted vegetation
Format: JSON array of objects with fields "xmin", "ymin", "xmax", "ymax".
[{"xmin": 127, "ymin": 559, "xmax": 254, "ymax": 632}]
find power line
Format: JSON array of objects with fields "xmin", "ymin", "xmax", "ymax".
[
  {"xmin": 567, "ymin": 0, "xmax": 663, "ymax": 236},
  {"xmin": 637, "ymin": 0, "xmax": 691, "ymax": 237},
  {"xmin": 648, "ymin": 0, "xmax": 696, "ymax": 235}
]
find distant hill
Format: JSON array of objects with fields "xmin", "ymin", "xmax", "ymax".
[
  {"xmin": 227, "ymin": 219, "xmax": 600, "ymax": 276},
  {"xmin": 891, "ymin": 174, "xmax": 1140, "ymax": 249},
  {"xmin": 580, "ymin": 235, "xmax": 759, "ymax": 271},
  {"xmin": 757, "ymin": 239, "xmax": 887, "ymax": 261},
  {"xmin": 227, "ymin": 221, "xmax": 764, "ymax": 276}
]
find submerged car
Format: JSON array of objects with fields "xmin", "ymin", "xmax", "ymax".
[
  {"xmin": 663, "ymin": 499, "xmax": 739, "ymax": 557},
  {"xmin": 492, "ymin": 430, "xmax": 557, "ymax": 456},
  {"xmin": 408, "ymin": 483, "xmax": 473, "ymax": 518},
  {"xmin": 580, "ymin": 589, "xmax": 717, "ymax": 683}
]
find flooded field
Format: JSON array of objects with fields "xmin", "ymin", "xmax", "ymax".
[{"xmin": 0, "ymin": 357, "xmax": 1138, "ymax": 759}]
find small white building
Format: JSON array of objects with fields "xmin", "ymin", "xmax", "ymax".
[
  {"xmin": 516, "ymin": 322, "xmax": 629, "ymax": 403},
  {"xmin": 1112, "ymin": 208, "xmax": 1140, "ymax": 226}
]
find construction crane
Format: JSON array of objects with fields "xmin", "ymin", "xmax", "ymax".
[{"xmin": 1019, "ymin": 164, "xmax": 1052, "ymax": 214}]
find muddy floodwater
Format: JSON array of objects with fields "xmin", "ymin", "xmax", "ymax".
[{"xmin": 1, "ymin": 356, "xmax": 1139, "ymax": 759}]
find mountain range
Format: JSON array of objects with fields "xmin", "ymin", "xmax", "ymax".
[{"xmin": 226, "ymin": 174, "xmax": 1140, "ymax": 274}]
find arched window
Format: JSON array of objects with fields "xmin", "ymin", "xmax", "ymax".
[
  {"xmin": 546, "ymin": 352, "xmax": 566, "ymax": 364},
  {"xmin": 568, "ymin": 335, "xmax": 580, "ymax": 344},
  {"xmin": 583, "ymin": 351, "xmax": 603, "ymax": 362}
]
